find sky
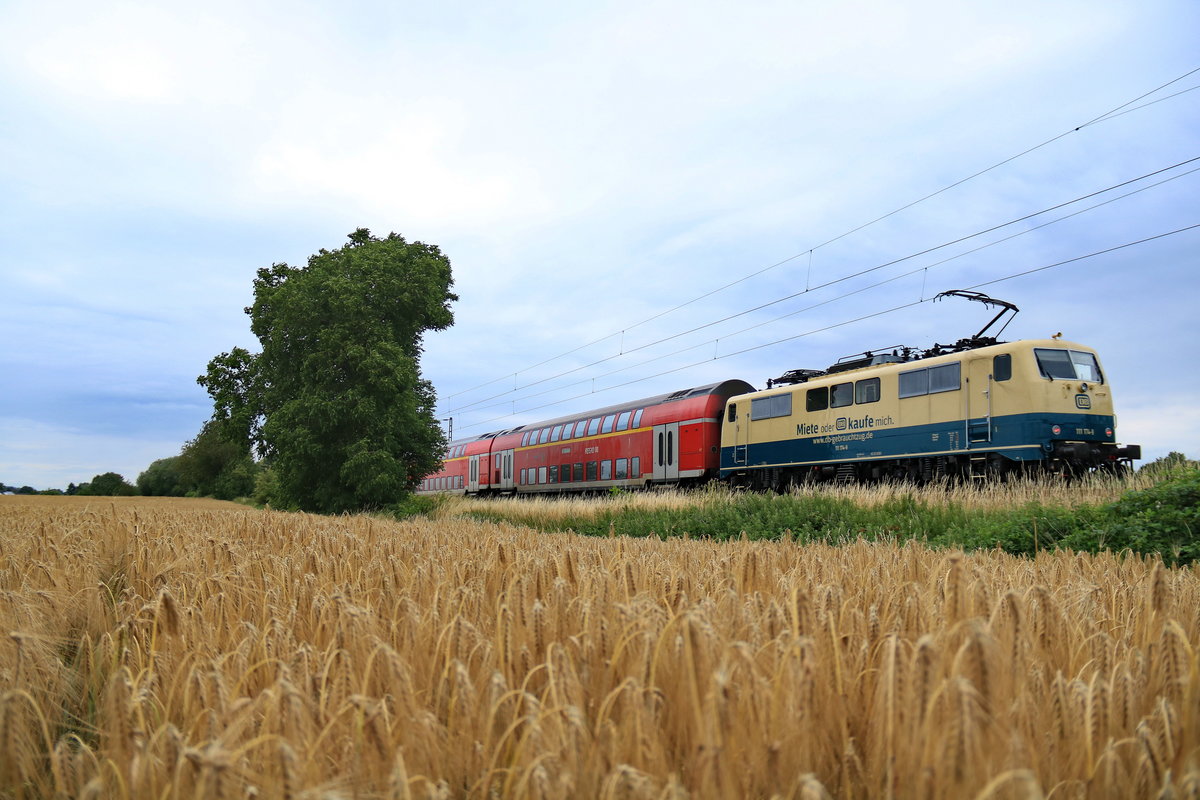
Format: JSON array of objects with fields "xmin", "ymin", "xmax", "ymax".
[{"xmin": 1, "ymin": 0, "xmax": 1197, "ymax": 490}]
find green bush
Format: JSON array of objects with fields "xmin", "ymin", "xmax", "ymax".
[{"xmin": 1090, "ymin": 469, "xmax": 1200, "ymax": 565}]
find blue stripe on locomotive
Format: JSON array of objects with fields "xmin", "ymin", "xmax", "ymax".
[{"xmin": 720, "ymin": 411, "xmax": 1116, "ymax": 473}]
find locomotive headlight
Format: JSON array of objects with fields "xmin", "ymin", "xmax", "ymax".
[
  {"xmin": 1051, "ymin": 425, "xmax": 1062, "ymax": 436},
  {"xmin": 1080, "ymin": 382, "xmax": 1089, "ymax": 392}
]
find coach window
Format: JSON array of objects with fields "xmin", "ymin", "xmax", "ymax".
[
  {"xmin": 632, "ymin": 409, "xmax": 644, "ymax": 428},
  {"xmin": 551, "ymin": 424, "xmax": 563, "ymax": 443},
  {"xmin": 630, "ymin": 457, "xmax": 640, "ymax": 479},
  {"xmin": 600, "ymin": 460, "xmax": 612, "ymax": 480},
  {"xmin": 539, "ymin": 466, "xmax": 548, "ymax": 484},
  {"xmin": 993, "ymin": 354, "xmax": 1012, "ymax": 382},
  {"xmin": 574, "ymin": 463, "xmax": 584, "ymax": 481},
  {"xmin": 601, "ymin": 415, "xmax": 616, "ymax": 434},
  {"xmin": 549, "ymin": 465, "xmax": 558, "ymax": 483},
  {"xmin": 520, "ymin": 432, "xmax": 529, "ymax": 447},
  {"xmin": 586, "ymin": 461, "xmax": 598, "ymax": 481},
  {"xmin": 855, "ymin": 377, "xmax": 880, "ymax": 404},
  {"xmin": 806, "ymin": 387, "xmax": 828, "ymax": 412},
  {"xmin": 616, "ymin": 411, "xmax": 632, "ymax": 431},
  {"xmin": 543, "ymin": 428, "xmax": 554, "ymax": 444},
  {"xmin": 831, "ymin": 382, "xmax": 853, "ymax": 408},
  {"xmin": 587, "ymin": 418, "xmax": 601, "ymax": 436},
  {"xmin": 559, "ymin": 465, "xmax": 569, "ymax": 483},
  {"xmin": 929, "ymin": 363, "xmax": 961, "ymax": 394},
  {"xmin": 616, "ymin": 458, "xmax": 628, "ymax": 479}
]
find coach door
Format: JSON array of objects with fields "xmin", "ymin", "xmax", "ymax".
[
  {"xmin": 652, "ymin": 422, "xmax": 680, "ymax": 482},
  {"xmin": 467, "ymin": 454, "xmax": 482, "ymax": 493},
  {"xmin": 496, "ymin": 449, "xmax": 515, "ymax": 492}
]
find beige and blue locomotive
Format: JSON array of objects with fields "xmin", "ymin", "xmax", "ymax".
[{"xmin": 720, "ymin": 337, "xmax": 1140, "ymax": 486}]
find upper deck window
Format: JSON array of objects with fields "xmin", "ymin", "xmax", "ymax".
[
  {"xmin": 550, "ymin": 425, "xmax": 563, "ymax": 443},
  {"xmin": 616, "ymin": 411, "xmax": 632, "ymax": 431},
  {"xmin": 601, "ymin": 415, "xmax": 616, "ymax": 434},
  {"xmin": 1035, "ymin": 348, "xmax": 1103, "ymax": 383},
  {"xmin": 587, "ymin": 418, "xmax": 601, "ymax": 436},
  {"xmin": 632, "ymin": 409, "xmax": 644, "ymax": 428}
]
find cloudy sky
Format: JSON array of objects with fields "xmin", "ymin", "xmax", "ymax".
[{"xmin": 1, "ymin": 0, "xmax": 1197, "ymax": 489}]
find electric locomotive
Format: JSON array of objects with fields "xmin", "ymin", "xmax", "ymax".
[{"xmin": 720, "ymin": 291, "xmax": 1140, "ymax": 486}]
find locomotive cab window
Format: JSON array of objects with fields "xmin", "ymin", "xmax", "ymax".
[
  {"xmin": 1034, "ymin": 348, "xmax": 1103, "ymax": 383},
  {"xmin": 806, "ymin": 387, "xmax": 828, "ymax": 412},
  {"xmin": 831, "ymin": 382, "xmax": 853, "ymax": 408}
]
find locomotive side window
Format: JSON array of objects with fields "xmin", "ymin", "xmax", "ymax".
[
  {"xmin": 587, "ymin": 418, "xmax": 601, "ymax": 436},
  {"xmin": 899, "ymin": 369, "xmax": 928, "ymax": 398},
  {"xmin": 831, "ymin": 382, "xmax": 853, "ymax": 408},
  {"xmin": 751, "ymin": 393, "xmax": 792, "ymax": 420},
  {"xmin": 727, "ymin": 403, "xmax": 737, "ymax": 423},
  {"xmin": 929, "ymin": 363, "xmax": 960, "ymax": 394},
  {"xmin": 807, "ymin": 387, "xmax": 828, "ymax": 412},
  {"xmin": 855, "ymin": 378, "xmax": 880, "ymax": 404},
  {"xmin": 993, "ymin": 354, "xmax": 1012, "ymax": 382}
]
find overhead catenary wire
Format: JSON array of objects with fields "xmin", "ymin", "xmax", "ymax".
[
  {"xmin": 441, "ymin": 66, "xmax": 1200, "ymax": 405},
  {"xmin": 445, "ymin": 157, "xmax": 1200, "ymax": 417},
  {"xmin": 453, "ymin": 221, "xmax": 1195, "ymax": 434}
]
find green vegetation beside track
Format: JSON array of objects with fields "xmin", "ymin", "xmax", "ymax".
[{"xmin": 453, "ymin": 469, "xmax": 1200, "ymax": 565}]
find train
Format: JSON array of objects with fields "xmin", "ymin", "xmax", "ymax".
[{"xmin": 417, "ymin": 292, "xmax": 1140, "ymax": 495}]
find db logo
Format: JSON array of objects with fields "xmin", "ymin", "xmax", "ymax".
[{"xmin": 1075, "ymin": 394, "xmax": 1091, "ymax": 410}]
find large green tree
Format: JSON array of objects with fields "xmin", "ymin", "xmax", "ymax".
[{"xmin": 200, "ymin": 229, "xmax": 455, "ymax": 512}]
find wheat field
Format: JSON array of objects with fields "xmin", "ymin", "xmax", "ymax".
[{"xmin": 1, "ymin": 495, "xmax": 1197, "ymax": 799}]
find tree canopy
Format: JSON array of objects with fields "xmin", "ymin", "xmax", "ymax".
[{"xmin": 200, "ymin": 229, "xmax": 456, "ymax": 512}]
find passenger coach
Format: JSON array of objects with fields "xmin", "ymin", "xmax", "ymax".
[{"xmin": 417, "ymin": 380, "xmax": 753, "ymax": 496}]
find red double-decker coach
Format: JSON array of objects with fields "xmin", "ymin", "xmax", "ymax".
[{"xmin": 417, "ymin": 380, "xmax": 753, "ymax": 496}]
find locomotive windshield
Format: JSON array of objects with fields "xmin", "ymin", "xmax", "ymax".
[{"xmin": 1035, "ymin": 348, "xmax": 1104, "ymax": 383}]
